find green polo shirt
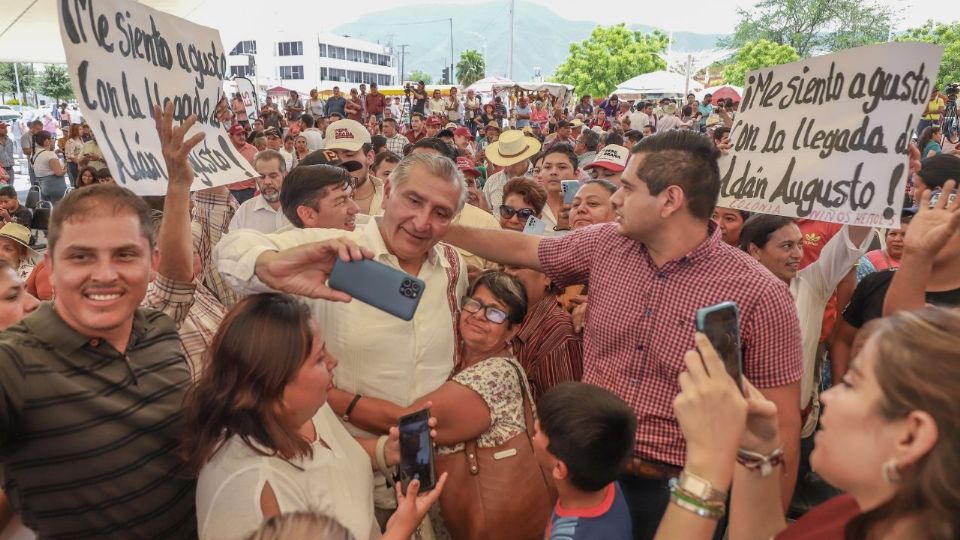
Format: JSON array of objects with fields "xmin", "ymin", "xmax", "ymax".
[{"xmin": 0, "ymin": 303, "xmax": 196, "ymax": 539}]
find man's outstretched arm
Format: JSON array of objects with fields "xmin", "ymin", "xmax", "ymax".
[{"xmin": 443, "ymin": 224, "xmax": 543, "ymax": 271}]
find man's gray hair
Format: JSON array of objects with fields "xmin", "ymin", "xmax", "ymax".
[
  {"xmin": 388, "ymin": 152, "xmax": 468, "ymax": 212},
  {"xmin": 253, "ymin": 149, "xmax": 287, "ymax": 173}
]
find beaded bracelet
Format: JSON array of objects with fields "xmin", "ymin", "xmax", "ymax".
[{"xmin": 736, "ymin": 447, "xmax": 785, "ymax": 477}]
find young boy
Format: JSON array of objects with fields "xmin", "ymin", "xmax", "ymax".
[
  {"xmin": 535, "ymin": 382, "xmax": 637, "ymax": 539},
  {"xmin": 0, "ymin": 185, "xmax": 32, "ymax": 226}
]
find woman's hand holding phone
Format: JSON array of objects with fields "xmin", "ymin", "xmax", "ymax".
[
  {"xmin": 673, "ymin": 333, "xmax": 747, "ymax": 490},
  {"xmin": 383, "ymin": 473, "xmax": 448, "ymax": 540}
]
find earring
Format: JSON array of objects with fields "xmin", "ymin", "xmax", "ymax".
[{"xmin": 881, "ymin": 459, "xmax": 902, "ymax": 484}]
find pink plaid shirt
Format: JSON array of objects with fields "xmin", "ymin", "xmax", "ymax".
[{"xmin": 538, "ymin": 222, "xmax": 802, "ymax": 467}]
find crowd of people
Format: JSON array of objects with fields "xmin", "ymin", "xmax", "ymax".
[{"xmin": 0, "ymin": 73, "xmax": 955, "ymax": 540}]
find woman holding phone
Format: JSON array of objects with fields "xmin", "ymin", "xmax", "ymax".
[
  {"xmin": 326, "ymin": 271, "xmax": 544, "ymax": 537},
  {"xmin": 656, "ymin": 307, "xmax": 960, "ymax": 540},
  {"xmin": 182, "ymin": 293, "xmax": 444, "ymax": 540}
]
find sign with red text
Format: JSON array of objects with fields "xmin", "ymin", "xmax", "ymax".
[
  {"xmin": 58, "ymin": 0, "xmax": 258, "ymax": 195},
  {"xmin": 717, "ymin": 42, "xmax": 943, "ymax": 227}
]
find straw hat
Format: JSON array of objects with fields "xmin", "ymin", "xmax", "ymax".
[
  {"xmin": 0, "ymin": 223, "xmax": 38, "ymax": 263},
  {"xmin": 484, "ymin": 129, "xmax": 542, "ymax": 167}
]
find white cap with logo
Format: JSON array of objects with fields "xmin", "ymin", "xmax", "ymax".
[
  {"xmin": 584, "ymin": 144, "xmax": 629, "ymax": 172},
  {"xmin": 323, "ymin": 119, "xmax": 372, "ymax": 152}
]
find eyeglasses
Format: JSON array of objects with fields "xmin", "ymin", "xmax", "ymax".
[
  {"xmin": 461, "ymin": 296, "xmax": 509, "ymax": 324},
  {"xmin": 498, "ymin": 205, "xmax": 536, "ymax": 221}
]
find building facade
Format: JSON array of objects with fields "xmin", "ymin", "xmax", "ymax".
[{"xmin": 225, "ymin": 32, "xmax": 396, "ymax": 93}]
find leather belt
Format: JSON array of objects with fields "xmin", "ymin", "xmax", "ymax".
[{"xmin": 624, "ymin": 458, "xmax": 682, "ymax": 481}]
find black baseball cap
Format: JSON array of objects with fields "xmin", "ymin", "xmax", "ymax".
[{"xmin": 297, "ymin": 149, "xmax": 363, "ymax": 172}]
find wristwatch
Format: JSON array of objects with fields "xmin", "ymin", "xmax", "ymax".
[
  {"xmin": 675, "ymin": 471, "xmax": 727, "ymax": 504},
  {"xmin": 342, "ymin": 393, "xmax": 362, "ymax": 423}
]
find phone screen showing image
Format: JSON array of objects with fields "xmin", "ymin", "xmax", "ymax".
[
  {"xmin": 696, "ymin": 302, "xmax": 744, "ymax": 393},
  {"xmin": 398, "ymin": 409, "xmax": 436, "ymax": 494}
]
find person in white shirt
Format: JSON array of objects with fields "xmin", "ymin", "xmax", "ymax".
[
  {"xmin": 229, "ymin": 150, "xmax": 291, "ymax": 233},
  {"xmin": 299, "ymin": 113, "xmax": 325, "ymax": 153},
  {"xmin": 739, "ymin": 215, "xmax": 873, "ymax": 436},
  {"xmin": 482, "ymin": 129, "xmax": 539, "ymax": 212},
  {"xmin": 182, "ymin": 293, "xmax": 444, "ymax": 540},
  {"xmin": 215, "ymin": 152, "xmax": 469, "ymax": 519}
]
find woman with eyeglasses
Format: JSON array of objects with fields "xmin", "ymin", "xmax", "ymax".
[{"xmin": 326, "ymin": 271, "xmax": 544, "ymax": 538}]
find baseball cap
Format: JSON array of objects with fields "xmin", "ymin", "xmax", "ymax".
[
  {"xmin": 297, "ymin": 148, "xmax": 364, "ymax": 172},
  {"xmin": 426, "ymin": 117, "xmax": 442, "ymax": 127},
  {"xmin": 228, "ymin": 124, "xmax": 246, "ymax": 135},
  {"xmin": 444, "ymin": 122, "xmax": 459, "ymax": 130},
  {"xmin": 456, "ymin": 156, "xmax": 481, "ymax": 177},
  {"xmin": 454, "ymin": 127, "xmax": 471, "ymax": 138},
  {"xmin": 263, "ymin": 126, "xmax": 282, "ymax": 138},
  {"xmin": 323, "ymin": 119, "xmax": 371, "ymax": 151},
  {"xmin": 570, "ymin": 119, "xmax": 584, "ymax": 129},
  {"xmin": 584, "ymin": 145, "xmax": 629, "ymax": 172},
  {"xmin": 485, "ymin": 121, "xmax": 501, "ymax": 131}
]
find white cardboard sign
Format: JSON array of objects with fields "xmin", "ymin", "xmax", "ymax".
[
  {"xmin": 718, "ymin": 42, "xmax": 944, "ymax": 227},
  {"xmin": 58, "ymin": 0, "xmax": 258, "ymax": 195}
]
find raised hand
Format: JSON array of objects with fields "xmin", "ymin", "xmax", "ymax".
[
  {"xmin": 254, "ymin": 237, "xmax": 374, "ymax": 301},
  {"xmin": 154, "ymin": 103, "xmax": 205, "ymax": 190},
  {"xmin": 904, "ymin": 179, "xmax": 960, "ymax": 259}
]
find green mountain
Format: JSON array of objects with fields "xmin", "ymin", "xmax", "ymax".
[{"xmin": 332, "ymin": 1, "xmax": 726, "ymax": 82}]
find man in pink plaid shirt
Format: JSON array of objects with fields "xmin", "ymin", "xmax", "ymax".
[{"xmin": 443, "ymin": 131, "xmax": 802, "ymax": 540}]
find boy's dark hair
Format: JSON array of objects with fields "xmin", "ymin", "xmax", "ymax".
[
  {"xmin": 0, "ymin": 186, "xmax": 18, "ymax": 199},
  {"xmin": 602, "ymin": 132, "xmax": 625, "ymax": 148},
  {"xmin": 712, "ymin": 126, "xmax": 731, "ymax": 142},
  {"xmin": 537, "ymin": 382, "xmax": 637, "ymax": 492},
  {"xmin": 916, "ymin": 154, "xmax": 960, "ymax": 191},
  {"xmin": 632, "ymin": 131, "xmax": 721, "ymax": 220},
  {"xmin": 542, "ymin": 143, "xmax": 579, "ymax": 170},
  {"xmin": 371, "ymin": 135, "xmax": 387, "ymax": 154}
]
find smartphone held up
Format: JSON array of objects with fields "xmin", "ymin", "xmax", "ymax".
[
  {"xmin": 328, "ymin": 258, "xmax": 426, "ymax": 321},
  {"xmin": 398, "ymin": 409, "xmax": 437, "ymax": 494},
  {"xmin": 695, "ymin": 301, "xmax": 744, "ymax": 393}
]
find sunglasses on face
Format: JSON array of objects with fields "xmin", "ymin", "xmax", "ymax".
[
  {"xmin": 498, "ymin": 205, "xmax": 536, "ymax": 221},
  {"xmin": 461, "ymin": 296, "xmax": 509, "ymax": 324}
]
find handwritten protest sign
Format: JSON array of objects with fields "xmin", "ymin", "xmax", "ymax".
[
  {"xmin": 718, "ymin": 42, "xmax": 943, "ymax": 227},
  {"xmin": 58, "ymin": 0, "xmax": 258, "ymax": 195}
]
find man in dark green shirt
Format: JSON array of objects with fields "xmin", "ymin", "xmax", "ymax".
[{"xmin": 0, "ymin": 110, "xmax": 203, "ymax": 539}]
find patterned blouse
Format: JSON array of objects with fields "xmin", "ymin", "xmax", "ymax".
[{"xmin": 439, "ymin": 356, "xmax": 532, "ymax": 456}]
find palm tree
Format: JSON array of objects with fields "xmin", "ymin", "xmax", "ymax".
[{"xmin": 456, "ymin": 50, "xmax": 485, "ymax": 88}]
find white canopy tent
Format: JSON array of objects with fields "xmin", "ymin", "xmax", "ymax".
[
  {"xmin": 490, "ymin": 81, "xmax": 573, "ymax": 99},
  {"xmin": 466, "ymin": 76, "xmax": 515, "ymax": 94},
  {"xmin": 0, "ymin": 0, "xmax": 209, "ymax": 63},
  {"xmin": 612, "ymin": 71, "xmax": 703, "ymax": 99}
]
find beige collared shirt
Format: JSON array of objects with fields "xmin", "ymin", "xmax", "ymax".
[
  {"xmin": 228, "ymin": 195, "xmax": 290, "ymax": 234},
  {"xmin": 214, "ymin": 217, "xmax": 467, "ymax": 429}
]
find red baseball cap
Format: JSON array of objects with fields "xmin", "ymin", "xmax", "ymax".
[
  {"xmin": 454, "ymin": 127, "xmax": 471, "ymax": 138},
  {"xmin": 426, "ymin": 117, "xmax": 442, "ymax": 127},
  {"xmin": 228, "ymin": 124, "xmax": 246, "ymax": 136},
  {"xmin": 456, "ymin": 156, "xmax": 481, "ymax": 177}
]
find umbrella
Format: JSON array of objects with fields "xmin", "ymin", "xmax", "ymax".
[{"xmin": 709, "ymin": 86, "xmax": 742, "ymax": 105}]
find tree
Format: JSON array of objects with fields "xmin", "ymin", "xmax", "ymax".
[
  {"xmin": 554, "ymin": 24, "xmax": 668, "ymax": 98},
  {"xmin": 0, "ymin": 63, "xmax": 38, "ymax": 104},
  {"xmin": 456, "ymin": 50, "xmax": 485, "ymax": 88},
  {"xmin": 722, "ymin": 40, "xmax": 800, "ymax": 86},
  {"xmin": 725, "ymin": 0, "xmax": 893, "ymax": 57},
  {"xmin": 39, "ymin": 65, "xmax": 75, "ymax": 106},
  {"xmin": 897, "ymin": 21, "xmax": 960, "ymax": 87},
  {"xmin": 407, "ymin": 70, "xmax": 433, "ymax": 85}
]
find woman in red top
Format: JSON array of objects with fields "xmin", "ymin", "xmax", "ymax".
[{"xmin": 655, "ymin": 307, "xmax": 960, "ymax": 540}]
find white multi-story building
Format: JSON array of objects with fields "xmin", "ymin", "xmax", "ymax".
[{"xmin": 224, "ymin": 32, "xmax": 396, "ymax": 93}]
